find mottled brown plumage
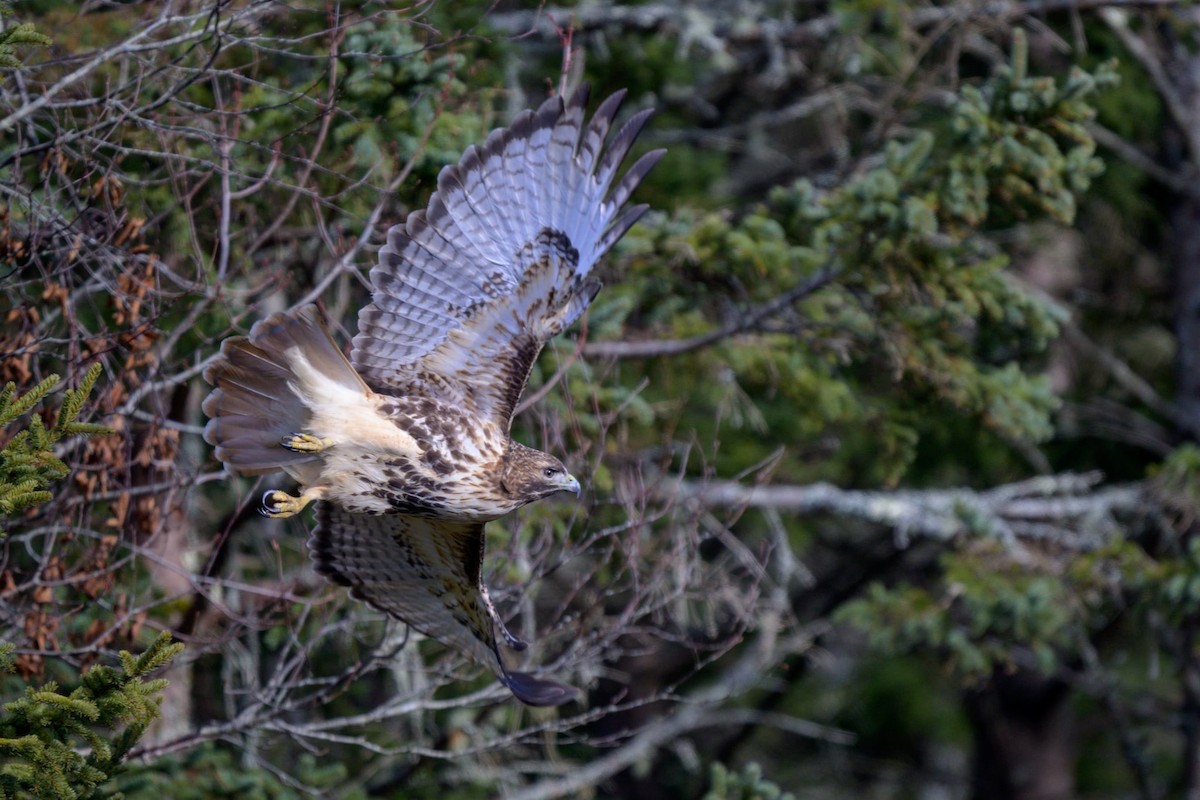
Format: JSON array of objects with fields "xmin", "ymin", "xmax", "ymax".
[{"xmin": 203, "ymin": 85, "xmax": 663, "ymax": 705}]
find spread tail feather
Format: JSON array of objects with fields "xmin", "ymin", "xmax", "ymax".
[{"xmin": 203, "ymin": 305, "xmax": 365, "ymax": 476}]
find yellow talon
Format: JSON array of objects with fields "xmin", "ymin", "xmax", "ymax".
[
  {"xmin": 280, "ymin": 433, "xmax": 332, "ymax": 453},
  {"xmin": 260, "ymin": 489, "xmax": 315, "ymax": 519}
]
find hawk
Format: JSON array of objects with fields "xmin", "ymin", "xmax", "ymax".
[{"xmin": 202, "ymin": 86, "xmax": 664, "ymax": 705}]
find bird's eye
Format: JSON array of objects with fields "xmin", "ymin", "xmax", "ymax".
[{"xmin": 543, "ymin": 467, "xmax": 558, "ymax": 479}]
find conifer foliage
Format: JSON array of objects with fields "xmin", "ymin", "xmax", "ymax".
[
  {"xmin": 0, "ymin": 1, "xmax": 48, "ymax": 69},
  {"xmin": 0, "ymin": 632, "xmax": 183, "ymax": 800},
  {"xmin": 0, "ymin": 362, "xmax": 181, "ymax": 798},
  {"xmin": 0, "ymin": 364, "xmax": 111, "ymax": 536}
]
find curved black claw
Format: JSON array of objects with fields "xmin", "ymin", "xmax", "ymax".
[
  {"xmin": 259, "ymin": 489, "xmax": 288, "ymax": 518},
  {"xmin": 259, "ymin": 488, "xmax": 311, "ymax": 519},
  {"xmin": 259, "ymin": 490, "xmax": 278, "ymax": 518},
  {"xmin": 502, "ymin": 671, "xmax": 578, "ymax": 707}
]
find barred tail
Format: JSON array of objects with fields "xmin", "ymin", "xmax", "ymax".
[{"xmin": 202, "ymin": 304, "xmax": 364, "ymax": 476}]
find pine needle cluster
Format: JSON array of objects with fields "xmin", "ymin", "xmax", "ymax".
[
  {"xmin": 704, "ymin": 762, "xmax": 794, "ymax": 800},
  {"xmin": 0, "ymin": 364, "xmax": 112, "ymax": 536},
  {"xmin": 0, "ymin": 1, "xmax": 50, "ymax": 69},
  {"xmin": 0, "ymin": 632, "xmax": 184, "ymax": 799}
]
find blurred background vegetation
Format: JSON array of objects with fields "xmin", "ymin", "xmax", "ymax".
[{"xmin": 2, "ymin": 0, "xmax": 1200, "ymax": 797}]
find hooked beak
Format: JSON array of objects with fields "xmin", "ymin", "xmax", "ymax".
[{"xmin": 538, "ymin": 470, "xmax": 581, "ymax": 499}]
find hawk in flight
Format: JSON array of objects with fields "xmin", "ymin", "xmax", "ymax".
[{"xmin": 202, "ymin": 86, "xmax": 663, "ymax": 705}]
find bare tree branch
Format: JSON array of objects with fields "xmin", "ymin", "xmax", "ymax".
[
  {"xmin": 1098, "ymin": 7, "xmax": 1200, "ymax": 170},
  {"xmin": 583, "ymin": 267, "xmax": 838, "ymax": 359},
  {"xmin": 1088, "ymin": 121, "xmax": 1193, "ymax": 192},
  {"xmin": 667, "ymin": 471, "xmax": 1146, "ymax": 551}
]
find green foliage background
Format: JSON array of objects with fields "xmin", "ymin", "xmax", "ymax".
[{"xmin": 2, "ymin": 0, "xmax": 1198, "ymax": 797}]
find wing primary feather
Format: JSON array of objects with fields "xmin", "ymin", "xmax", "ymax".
[
  {"xmin": 595, "ymin": 203, "xmax": 652, "ymax": 259},
  {"xmin": 578, "ymin": 89, "xmax": 626, "ymax": 176},
  {"xmin": 481, "ymin": 112, "xmax": 533, "ymax": 254},
  {"xmin": 607, "ymin": 148, "xmax": 667, "ymax": 215},
  {"xmin": 498, "ymin": 110, "xmax": 536, "ymax": 257},
  {"xmin": 546, "ymin": 89, "xmax": 587, "ymax": 239},
  {"xmin": 567, "ymin": 82, "xmax": 591, "ymax": 115},
  {"xmin": 523, "ymin": 95, "xmax": 560, "ymax": 230},
  {"xmin": 577, "ymin": 149, "xmax": 664, "ymax": 269},
  {"xmin": 594, "ymin": 107, "xmax": 657, "ymax": 200}
]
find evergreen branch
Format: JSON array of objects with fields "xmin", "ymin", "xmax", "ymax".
[
  {"xmin": 0, "ymin": 633, "xmax": 183, "ymax": 798},
  {"xmin": 0, "ymin": 482, "xmax": 51, "ymax": 516},
  {"xmin": 54, "ymin": 365, "xmax": 107, "ymax": 437},
  {"xmin": 0, "ymin": 22, "xmax": 50, "ymax": 69},
  {"xmin": 61, "ymin": 423, "xmax": 113, "ymax": 437},
  {"xmin": 0, "ymin": 375, "xmax": 57, "ymax": 428},
  {"xmin": 0, "ymin": 364, "xmax": 112, "ymax": 537}
]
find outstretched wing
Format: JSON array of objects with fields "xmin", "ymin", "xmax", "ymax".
[
  {"xmin": 308, "ymin": 503, "xmax": 576, "ymax": 706},
  {"xmin": 352, "ymin": 84, "xmax": 664, "ymax": 429}
]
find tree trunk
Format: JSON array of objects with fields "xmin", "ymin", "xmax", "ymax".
[
  {"xmin": 1172, "ymin": 188, "xmax": 1200, "ymax": 434},
  {"xmin": 965, "ymin": 669, "xmax": 1075, "ymax": 800},
  {"xmin": 1165, "ymin": 26, "xmax": 1200, "ymax": 797}
]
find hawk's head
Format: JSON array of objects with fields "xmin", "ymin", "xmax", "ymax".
[{"xmin": 501, "ymin": 442, "xmax": 581, "ymax": 502}]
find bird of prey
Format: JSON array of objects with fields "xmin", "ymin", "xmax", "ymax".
[{"xmin": 202, "ymin": 86, "xmax": 664, "ymax": 705}]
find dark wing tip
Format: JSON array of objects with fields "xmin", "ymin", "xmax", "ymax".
[
  {"xmin": 568, "ymin": 81, "xmax": 591, "ymax": 112},
  {"xmin": 502, "ymin": 671, "xmax": 579, "ymax": 707}
]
